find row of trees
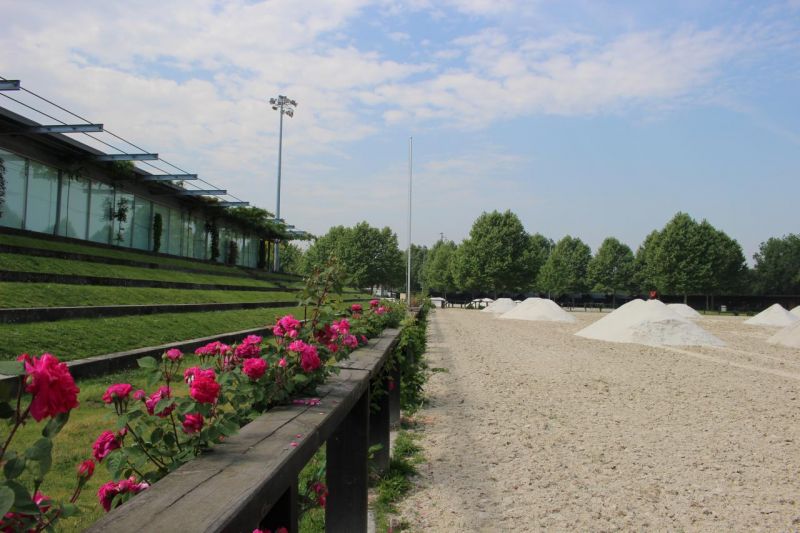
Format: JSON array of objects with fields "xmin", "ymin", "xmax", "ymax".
[{"xmin": 287, "ymin": 211, "xmax": 800, "ymax": 299}]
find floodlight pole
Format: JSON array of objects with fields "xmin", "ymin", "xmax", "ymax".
[
  {"xmin": 270, "ymin": 95, "xmax": 297, "ymax": 272},
  {"xmin": 407, "ymin": 137, "xmax": 412, "ymax": 304}
]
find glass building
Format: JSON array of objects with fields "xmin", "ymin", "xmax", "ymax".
[{"xmin": 0, "ymin": 107, "xmax": 281, "ymax": 269}]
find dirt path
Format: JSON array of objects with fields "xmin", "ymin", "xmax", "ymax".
[{"xmin": 396, "ymin": 309, "xmax": 800, "ymax": 531}]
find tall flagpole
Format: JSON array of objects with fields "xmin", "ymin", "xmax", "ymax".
[{"xmin": 407, "ymin": 137, "xmax": 412, "ymax": 304}]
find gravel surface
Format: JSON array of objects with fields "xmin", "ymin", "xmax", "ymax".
[{"xmin": 396, "ymin": 308, "xmax": 800, "ymax": 531}]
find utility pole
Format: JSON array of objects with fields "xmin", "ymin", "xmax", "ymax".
[{"xmin": 269, "ymin": 95, "xmax": 297, "ymax": 272}]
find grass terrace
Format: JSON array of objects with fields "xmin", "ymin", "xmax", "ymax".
[
  {"xmin": 0, "ymin": 233, "xmax": 300, "ymax": 282},
  {"xmin": 0, "ymin": 254, "xmax": 296, "ymax": 288},
  {"xmin": 0, "ymin": 306, "xmax": 304, "ymax": 361},
  {"xmin": 0, "ymin": 283, "xmax": 297, "ymax": 308}
]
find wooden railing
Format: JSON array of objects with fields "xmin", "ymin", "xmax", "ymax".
[{"xmin": 87, "ymin": 326, "xmax": 403, "ymax": 533}]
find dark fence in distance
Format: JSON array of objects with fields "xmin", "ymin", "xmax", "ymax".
[{"xmin": 86, "ymin": 322, "xmax": 409, "ymax": 532}]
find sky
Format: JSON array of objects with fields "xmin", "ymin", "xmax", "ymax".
[{"xmin": 1, "ymin": 0, "xmax": 799, "ymax": 263}]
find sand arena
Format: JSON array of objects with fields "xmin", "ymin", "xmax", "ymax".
[{"xmin": 397, "ymin": 307, "xmax": 800, "ymax": 531}]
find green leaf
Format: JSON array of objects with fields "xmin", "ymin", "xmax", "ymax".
[
  {"xmin": 60, "ymin": 502, "xmax": 79, "ymax": 517},
  {"xmin": 3, "ymin": 480, "xmax": 38, "ymax": 514},
  {"xmin": 105, "ymin": 449, "xmax": 126, "ymax": 478},
  {"xmin": 137, "ymin": 356, "xmax": 158, "ymax": 369},
  {"xmin": 25, "ymin": 437, "xmax": 52, "ymax": 461},
  {"xmin": 0, "ymin": 361, "xmax": 24, "ymax": 376},
  {"xmin": 42, "ymin": 412, "xmax": 70, "ymax": 439},
  {"xmin": 3, "ymin": 457, "xmax": 25, "ymax": 479},
  {"xmin": 292, "ymin": 374, "xmax": 309, "ymax": 385},
  {"xmin": 218, "ymin": 420, "xmax": 239, "ymax": 437},
  {"xmin": 0, "ymin": 402, "xmax": 14, "ymax": 419},
  {"xmin": 0, "ymin": 486, "xmax": 14, "ymax": 518},
  {"xmin": 115, "ymin": 413, "xmax": 129, "ymax": 430}
]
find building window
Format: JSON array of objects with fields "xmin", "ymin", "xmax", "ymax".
[
  {"xmin": 88, "ymin": 181, "xmax": 113, "ymax": 244},
  {"xmin": 112, "ymin": 191, "xmax": 134, "ymax": 248},
  {"xmin": 24, "ymin": 159, "xmax": 59, "ymax": 234},
  {"xmin": 58, "ymin": 174, "xmax": 90, "ymax": 239},
  {"xmin": 167, "ymin": 208, "xmax": 182, "ymax": 256},
  {"xmin": 0, "ymin": 148, "xmax": 27, "ymax": 229},
  {"xmin": 131, "ymin": 196, "xmax": 152, "ymax": 251}
]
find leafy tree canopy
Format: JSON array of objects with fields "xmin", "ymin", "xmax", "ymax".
[
  {"xmin": 422, "ymin": 240, "xmax": 457, "ymax": 295},
  {"xmin": 537, "ymin": 235, "xmax": 592, "ymax": 296},
  {"xmin": 753, "ymin": 234, "xmax": 800, "ymax": 294},
  {"xmin": 588, "ymin": 237, "xmax": 635, "ymax": 295}
]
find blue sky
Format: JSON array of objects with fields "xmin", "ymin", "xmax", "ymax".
[{"xmin": 1, "ymin": 0, "xmax": 798, "ymax": 263}]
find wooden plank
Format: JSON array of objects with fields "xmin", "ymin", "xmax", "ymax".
[
  {"xmin": 369, "ymin": 373, "xmax": 391, "ymax": 474},
  {"xmin": 326, "ymin": 388, "xmax": 369, "ymax": 532}
]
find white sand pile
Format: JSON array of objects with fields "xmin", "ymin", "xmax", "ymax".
[
  {"xmin": 481, "ymin": 298, "xmax": 517, "ymax": 314},
  {"xmin": 575, "ymin": 299, "xmax": 724, "ymax": 347},
  {"xmin": 791, "ymin": 305, "xmax": 800, "ymax": 317},
  {"xmin": 767, "ymin": 321, "xmax": 800, "ymax": 349},
  {"xmin": 744, "ymin": 304, "xmax": 799, "ymax": 327},
  {"xmin": 499, "ymin": 297, "xmax": 577, "ymax": 323},
  {"xmin": 667, "ymin": 303, "xmax": 702, "ymax": 319}
]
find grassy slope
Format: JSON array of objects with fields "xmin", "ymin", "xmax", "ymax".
[
  {"xmin": 0, "ymin": 306, "xmax": 305, "ymax": 361},
  {"xmin": 0, "ymin": 233, "xmax": 300, "ymax": 282},
  {"xmin": 0, "ymin": 254, "xmax": 303, "ymax": 288},
  {"xmin": 0, "ymin": 282, "xmax": 297, "ymax": 308}
]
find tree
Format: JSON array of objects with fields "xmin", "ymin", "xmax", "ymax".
[
  {"xmin": 455, "ymin": 210, "xmax": 534, "ymax": 295},
  {"xmin": 450, "ymin": 241, "xmax": 480, "ymax": 293},
  {"xmin": 537, "ymin": 236, "xmax": 592, "ymax": 297},
  {"xmin": 524, "ymin": 233, "xmax": 554, "ymax": 292},
  {"xmin": 301, "ymin": 222, "xmax": 403, "ymax": 290},
  {"xmin": 402, "ymin": 244, "xmax": 428, "ymax": 293},
  {"xmin": 637, "ymin": 212, "xmax": 746, "ymax": 304},
  {"xmin": 649, "ymin": 213, "xmax": 711, "ymax": 302},
  {"xmin": 753, "ymin": 234, "xmax": 800, "ymax": 294},
  {"xmin": 587, "ymin": 237, "xmax": 635, "ymax": 306},
  {"xmin": 633, "ymin": 230, "xmax": 661, "ymax": 293},
  {"xmin": 422, "ymin": 240, "xmax": 457, "ymax": 296},
  {"xmin": 699, "ymin": 221, "xmax": 746, "ymax": 300},
  {"xmin": 279, "ymin": 242, "xmax": 304, "ymax": 275}
]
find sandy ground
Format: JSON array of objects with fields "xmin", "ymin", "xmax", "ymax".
[{"xmin": 395, "ymin": 309, "xmax": 800, "ymax": 532}]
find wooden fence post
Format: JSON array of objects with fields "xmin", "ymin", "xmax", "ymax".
[
  {"xmin": 260, "ymin": 478, "xmax": 299, "ymax": 533},
  {"xmin": 369, "ymin": 375, "xmax": 391, "ymax": 475},
  {"xmin": 389, "ymin": 363, "xmax": 401, "ymax": 428},
  {"xmin": 326, "ymin": 388, "xmax": 369, "ymax": 532}
]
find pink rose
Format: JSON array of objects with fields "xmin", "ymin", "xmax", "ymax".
[
  {"xmin": 376, "ymin": 306, "xmax": 387, "ymax": 315},
  {"xmin": 300, "ymin": 345, "xmax": 321, "ymax": 373},
  {"xmin": 343, "ymin": 334, "xmax": 358, "ymax": 349},
  {"xmin": 184, "ymin": 366, "xmax": 216, "ymax": 384},
  {"xmin": 102, "ymin": 383, "xmax": 133, "ymax": 404},
  {"xmin": 235, "ymin": 342, "xmax": 260, "ymax": 359},
  {"xmin": 360, "ymin": 335, "xmax": 368, "ymax": 345},
  {"xmin": 92, "ymin": 430, "xmax": 123, "ymax": 462},
  {"xmin": 77, "ymin": 459, "xmax": 95, "ymax": 481},
  {"xmin": 133, "ymin": 389, "xmax": 146, "ymax": 401},
  {"xmin": 97, "ymin": 477, "xmax": 149, "ymax": 512},
  {"xmin": 243, "ymin": 358, "xmax": 267, "ymax": 380},
  {"xmin": 242, "ymin": 335, "xmax": 262, "ymax": 345},
  {"xmin": 288, "ymin": 339, "xmax": 308, "ymax": 353},
  {"xmin": 145, "ymin": 386, "xmax": 174, "ymax": 418},
  {"xmin": 190, "ymin": 376, "xmax": 220, "ymax": 404},
  {"xmin": 278, "ymin": 358, "xmax": 287, "ymax": 368},
  {"xmin": 20, "ymin": 352, "xmax": 80, "ymax": 421},
  {"xmin": 370, "ymin": 299, "xmax": 379, "ymax": 308},
  {"xmin": 182, "ymin": 413, "xmax": 204, "ymax": 434},
  {"xmin": 332, "ymin": 318, "xmax": 351, "ymax": 335},
  {"xmin": 164, "ymin": 348, "xmax": 183, "ymax": 361},
  {"xmin": 350, "ymin": 303, "xmax": 363, "ymax": 313}
]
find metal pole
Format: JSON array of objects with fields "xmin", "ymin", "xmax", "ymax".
[
  {"xmin": 274, "ymin": 105, "xmax": 284, "ymax": 272},
  {"xmin": 407, "ymin": 137, "xmax": 412, "ymax": 304}
]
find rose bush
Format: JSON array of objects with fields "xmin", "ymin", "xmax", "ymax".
[{"xmin": 0, "ymin": 354, "xmax": 87, "ymax": 532}]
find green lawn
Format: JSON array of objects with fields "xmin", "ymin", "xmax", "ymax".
[
  {"xmin": 0, "ymin": 254, "xmax": 306, "ymax": 289},
  {"xmin": 0, "ymin": 233, "xmax": 301, "ymax": 282},
  {"xmin": 0, "ymin": 306, "xmax": 305, "ymax": 361},
  {"xmin": 0, "ymin": 282, "xmax": 297, "ymax": 308}
]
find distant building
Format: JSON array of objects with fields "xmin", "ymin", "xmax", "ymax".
[{"xmin": 0, "ymin": 106, "xmax": 295, "ymax": 268}]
